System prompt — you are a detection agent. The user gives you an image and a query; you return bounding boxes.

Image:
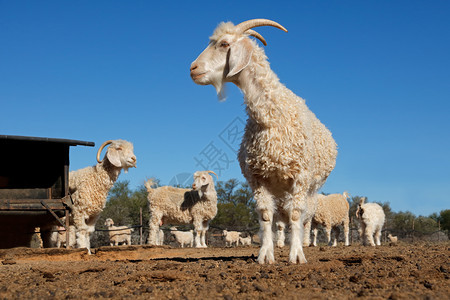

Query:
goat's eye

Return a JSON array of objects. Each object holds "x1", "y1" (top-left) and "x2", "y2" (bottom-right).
[{"x1": 220, "y1": 41, "x2": 229, "y2": 48}]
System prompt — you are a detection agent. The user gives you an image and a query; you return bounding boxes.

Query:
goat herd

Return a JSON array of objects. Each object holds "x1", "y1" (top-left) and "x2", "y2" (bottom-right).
[{"x1": 49, "y1": 19, "x2": 394, "y2": 265}]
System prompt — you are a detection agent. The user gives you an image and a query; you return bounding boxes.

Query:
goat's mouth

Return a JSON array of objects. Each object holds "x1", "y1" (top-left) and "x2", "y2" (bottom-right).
[{"x1": 191, "y1": 72, "x2": 207, "y2": 81}]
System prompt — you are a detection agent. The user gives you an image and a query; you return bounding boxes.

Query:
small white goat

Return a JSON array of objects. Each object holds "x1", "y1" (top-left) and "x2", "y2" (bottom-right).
[
  {"x1": 170, "y1": 227, "x2": 194, "y2": 248},
  {"x1": 69, "y1": 140, "x2": 137, "y2": 253},
  {"x1": 311, "y1": 192, "x2": 350, "y2": 247},
  {"x1": 191, "y1": 19, "x2": 337, "y2": 264},
  {"x1": 223, "y1": 230, "x2": 241, "y2": 247},
  {"x1": 356, "y1": 198, "x2": 385, "y2": 246},
  {"x1": 239, "y1": 236, "x2": 252, "y2": 246},
  {"x1": 104, "y1": 218, "x2": 133, "y2": 246},
  {"x1": 146, "y1": 171, "x2": 218, "y2": 248},
  {"x1": 388, "y1": 233, "x2": 398, "y2": 243},
  {"x1": 54, "y1": 225, "x2": 76, "y2": 248}
]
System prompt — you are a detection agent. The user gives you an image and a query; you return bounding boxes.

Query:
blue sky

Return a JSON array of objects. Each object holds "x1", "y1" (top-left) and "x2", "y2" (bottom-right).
[{"x1": 1, "y1": 1, "x2": 449, "y2": 216}]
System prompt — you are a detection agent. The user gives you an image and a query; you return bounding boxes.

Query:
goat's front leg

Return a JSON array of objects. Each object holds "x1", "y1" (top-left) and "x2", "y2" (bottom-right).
[
  {"x1": 255, "y1": 186, "x2": 275, "y2": 264},
  {"x1": 193, "y1": 219, "x2": 204, "y2": 248},
  {"x1": 147, "y1": 213, "x2": 162, "y2": 245},
  {"x1": 200, "y1": 221, "x2": 209, "y2": 247},
  {"x1": 258, "y1": 209, "x2": 275, "y2": 264},
  {"x1": 288, "y1": 207, "x2": 307, "y2": 264}
]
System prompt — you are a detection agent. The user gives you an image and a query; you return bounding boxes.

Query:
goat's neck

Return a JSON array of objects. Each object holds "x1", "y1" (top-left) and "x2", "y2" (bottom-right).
[
  {"x1": 96, "y1": 160, "x2": 121, "y2": 187},
  {"x1": 235, "y1": 49, "x2": 298, "y2": 128},
  {"x1": 198, "y1": 187, "x2": 217, "y2": 202}
]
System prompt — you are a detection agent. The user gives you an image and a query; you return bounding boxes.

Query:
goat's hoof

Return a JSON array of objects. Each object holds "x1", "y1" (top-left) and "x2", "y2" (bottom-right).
[
  {"x1": 289, "y1": 249, "x2": 307, "y2": 264},
  {"x1": 258, "y1": 248, "x2": 275, "y2": 264}
]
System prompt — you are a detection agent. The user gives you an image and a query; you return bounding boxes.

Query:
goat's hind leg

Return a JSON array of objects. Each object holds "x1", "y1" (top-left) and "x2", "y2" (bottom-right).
[{"x1": 374, "y1": 226, "x2": 382, "y2": 246}]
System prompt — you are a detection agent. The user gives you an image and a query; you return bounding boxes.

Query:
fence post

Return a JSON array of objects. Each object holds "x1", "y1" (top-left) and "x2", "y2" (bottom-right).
[{"x1": 140, "y1": 207, "x2": 143, "y2": 245}]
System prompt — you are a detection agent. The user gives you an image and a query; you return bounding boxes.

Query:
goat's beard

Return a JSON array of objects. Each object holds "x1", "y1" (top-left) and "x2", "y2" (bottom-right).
[{"x1": 211, "y1": 77, "x2": 227, "y2": 102}]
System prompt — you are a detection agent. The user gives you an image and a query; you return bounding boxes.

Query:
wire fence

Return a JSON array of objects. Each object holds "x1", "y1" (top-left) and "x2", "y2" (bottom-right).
[
  {"x1": 90, "y1": 224, "x2": 449, "y2": 248},
  {"x1": 28, "y1": 221, "x2": 450, "y2": 249}
]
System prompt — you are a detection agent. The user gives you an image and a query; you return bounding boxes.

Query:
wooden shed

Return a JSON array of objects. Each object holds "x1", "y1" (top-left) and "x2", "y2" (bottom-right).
[{"x1": 0, "y1": 135, "x2": 94, "y2": 248}]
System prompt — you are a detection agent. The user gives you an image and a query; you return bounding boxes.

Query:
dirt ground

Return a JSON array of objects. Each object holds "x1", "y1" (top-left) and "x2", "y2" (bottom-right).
[{"x1": 0, "y1": 242, "x2": 448, "y2": 299}]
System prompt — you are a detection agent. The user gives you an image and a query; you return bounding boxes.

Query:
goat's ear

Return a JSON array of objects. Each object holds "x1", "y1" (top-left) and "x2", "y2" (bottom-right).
[
  {"x1": 106, "y1": 148, "x2": 122, "y2": 167},
  {"x1": 226, "y1": 38, "x2": 253, "y2": 78}
]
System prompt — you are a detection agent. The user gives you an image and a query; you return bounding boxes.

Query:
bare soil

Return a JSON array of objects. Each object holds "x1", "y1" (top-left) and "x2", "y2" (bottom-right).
[{"x1": 0, "y1": 242, "x2": 448, "y2": 299}]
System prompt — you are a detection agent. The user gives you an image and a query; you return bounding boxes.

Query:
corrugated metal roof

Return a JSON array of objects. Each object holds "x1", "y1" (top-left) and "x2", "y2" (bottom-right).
[{"x1": 0, "y1": 135, "x2": 95, "y2": 147}]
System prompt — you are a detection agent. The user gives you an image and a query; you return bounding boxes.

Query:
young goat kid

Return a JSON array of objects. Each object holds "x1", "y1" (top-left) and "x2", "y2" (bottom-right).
[
  {"x1": 104, "y1": 218, "x2": 133, "y2": 246},
  {"x1": 356, "y1": 198, "x2": 385, "y2": 246},
  {"x1": 190, "y1": 19, "x2": 337, "y2": 264}
]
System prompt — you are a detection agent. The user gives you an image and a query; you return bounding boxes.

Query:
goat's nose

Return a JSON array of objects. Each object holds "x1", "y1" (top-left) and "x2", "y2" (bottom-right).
[
  {"x1": 190, "y1": 64, "x2": 197, "y2": 72},
  {"x1": 192, "y1": 183, "x2": 196, "y2": 189}
]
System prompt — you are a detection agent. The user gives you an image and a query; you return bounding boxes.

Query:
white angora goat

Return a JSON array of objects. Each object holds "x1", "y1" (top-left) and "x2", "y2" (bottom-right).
[
  {"x1": 190, "y1": 19, "x2": 337, "y2": 264},
  {"x1": 146, "y1": 171, "x2": 218, "y2": 248},
  {"x1": 356, "y1": 198, "x2": 385, "y2": 246},
  {"x1": 104, "y1": 218, "x2": 133, "y2": 246},
  {"x1": 311, "y1": 192, "x2": 350, "y2": 247},
  {"x1": 69, "y1": 140, "x2": 137, "y2": 253}
]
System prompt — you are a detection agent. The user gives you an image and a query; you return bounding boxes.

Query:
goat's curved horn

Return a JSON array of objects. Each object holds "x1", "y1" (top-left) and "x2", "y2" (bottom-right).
[
  {"x1": 207, "y1": 170, "x2": 219, "y2": 180},
  {"x1": 96, "y1": 140, "x2": 113, "y2": 163},
  {"x1": 245, "y1": 29, "x2": 267, "y2": 46},
  {"x1": 236, "y1": 19, "x2": 288, "y2": 35}
]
